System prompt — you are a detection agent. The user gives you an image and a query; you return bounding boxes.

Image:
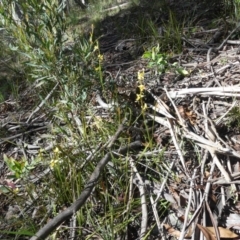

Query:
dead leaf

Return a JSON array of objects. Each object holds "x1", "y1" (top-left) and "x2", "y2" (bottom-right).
[
  {"x1": 169, "y1": 186, "x2": 180, "y2": 205},
  {"x1": 209, "y1": 193, "x2": 217, "y2": 203},
  {"x1": 197, "y1": 224, "x2": 215, "y2": 240},
  {"x1": 205, "y1": 171, "x2": 210, "y2": 178},
  {"x1": 163, "y1": 224, "x2": 181, "y2": 237},
  {"x1": 177, "y1": 105, "x2": 197, "y2": 125},
  {"x1": 207, "y1": 227, "x2": 238, "y2": 238},
  {"x1": 163, "y1": 224, "x2": 192, "y2": 238},
  {"x1": 197, "y1": 224, "x2": 239, "y2": 239}
]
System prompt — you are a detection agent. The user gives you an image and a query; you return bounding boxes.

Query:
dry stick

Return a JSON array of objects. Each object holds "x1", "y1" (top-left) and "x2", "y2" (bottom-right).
[
  {"x1": 27, "y1": 82, "x2": 59, "y2": 123},
  {"x1": 208, "y1": 172, "x2": 240, "y2": 183},
  {"x1": 147, "y1": 114, "x2": 170, "y2": 128},
  {"x1": 209, "y1": 149, "x2": 237, "y2": 193},
  {"x1": 72, "y1": 113, "x2": 84, "y2": 135},
  {"x1": 200, "y1": 150, "x2": 209, "y2": 185},
  {"x1": 226, "y1": 155, "x2": 232, "y2": 176},
  {"x1": 196, "y1": 110, "x2": 232, "y2": 150},
  {"x1": 69, "y1": 214, "x2": 76, "y2": 240},
  {"x1": 149, "y1": 195, "x2": 161, "y2": 233},
  {"x1": 124, "y1": 167, "x2": 134, "y2": 239},
  {"x1": 202, "y1": 92, "x2": 240, "y2": 98},
  {"x1": 202, "y1": 102, "x2": 216, "y2": 142},
  {"x1": 0, "y1": 125, "x2": 48, "y2": 145},
  {"x1": 81, "y1": 143, "x2": 102, "y2": 168},
  {"x1": 166, "y1": 85, "x2": 240, "y2": 99},
  {"x1": 31, "y1": 141, "x2": 142, "y2": 240},
  {"x1": 191, "y1": 190, "x2": 203, "y2": 240},
  {"x1": 129, "y1": 157, "x2": 148, "y2": 239},
  {"x1": 95, "y1": 92, "x2": 116, "y2": 109},
  {"x1": 145, "y1": 88, "x2": 175, "y2": 119},
  {"x1": 30, "y1": 141, "x2": 142, "y2": 239},
  {"x1": 200, "y1": 99, "x2": 211, "y2": 176},
  {"x1": 186, "y1": 130, "x2": 240, "y2": 159},
  {"x1": 215, "y1": 100, "x2": 237, "y2": 125},
  {"x1": 163, "y1": 87, "x2": 187, "y2": 172},
  {"x1": 201, "y1": 203, "x2": 206, "y2": 240},
  {"x1": 199, "y1": 159, "x2": 217, "y2": 240},
  {"x1": 81, "y1": 118, "x2": 127, "y2": 168},
  {"x1": 204, "y1": 160, "x2": 216, "y2": 203},
  {"x1": 205, "y1": 201, "x2": 220, "y2": 240},
  {"x1": 221, "y1": 186, "x2": 226, "y2": 207},
  {"x1": 102, "y1": 2, "x2": 131, "y2": 12},
  {"x1": 151, "y1": 160, "x2": 175, "y2": 234},
  {"x1": 227, "y1": 40, "x2": 240, "y2": 44},
  {"x1": 168, "y1": 119, "x2": 188, "y2": 174},
  {"x1": 106, "y1": 118, "x2": 127, "y2": 148},
  {"x1": 163, "y1": 86, "x2": 184, "y2": 125},
  {"x1": 206, "y1": 23, "x2": 240, "y2": 68},
  {"x1": 209, "y1": 150, "x2": 231, "y2": 182},
  {"x1": 154, "y1": 161, "x2": 175, "y2": 204},
  {"x1": 186, "y1": 159, "x2": 216, "y2": 231},
  {"x1": 179, "y1": 169, "x2": 197, "y2": 240}
]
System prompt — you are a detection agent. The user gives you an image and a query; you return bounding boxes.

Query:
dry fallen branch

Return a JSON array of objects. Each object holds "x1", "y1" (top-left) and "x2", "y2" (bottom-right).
[
  {"x1": 30, "y1": 121, "x2": 142, "y2": 240},
  {"x1": 167, "y1": 86, "x2": 240, "y2": 98}
]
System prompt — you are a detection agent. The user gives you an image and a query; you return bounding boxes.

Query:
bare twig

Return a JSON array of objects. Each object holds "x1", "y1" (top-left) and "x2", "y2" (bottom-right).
[
  {"x1": 149, "y1": 195, "x2": 161, "y2": 233},
  {"x1": 69, "y1": 214, "x2": 76, "y2": 240},
  {"x1": 207, "y1": 23, "x2": 240, "y2": 67},
  {"x1": 0, "y1": 125, "x2": 49, "y2": 145},
  {"x1": 206, "y1": 201, "x2": 220, "y2": 240},
  {"x1": 215, "y1": 100, "x2": 237, "y2": 125},
  {"x1": 168, "y1": 119, "x2": 187, "y2": 172},
  {"x1": 186, "y1": 159, "x2": 216, "y2": 230},
  {"x1": 150, "y1": 161, "x2": 175, "y2": 234},
  {"x1": 106, "y1": 118, "x2": 127, "y2": 148},
  {"x1": 167, "y1": 85, "x2": 240, "y2": 99},
  {"x1": 179, "y1": 169, "x2": 197, "y2": 240},
  {"x1": 163, "y1": 87, "x2": 184, "y2": 126},
  {"x1": 146, "y1": 88, "x2": 175, "y2": 119},
  {"x1": 102, "y1": 2, "x2": 131, "y2": 12},
  {"x1": 130, "y1": 157, "x2": 148, "y2": 239},
  {"x1": 209, "y1": 150, "x2": 236, "y2": 193},
  {"x1": 27, "y1": 83, "x2": 59, "y2": 123},
  {"x1": 95, "y1": 92, "x2": 116, "y2": 109}
]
